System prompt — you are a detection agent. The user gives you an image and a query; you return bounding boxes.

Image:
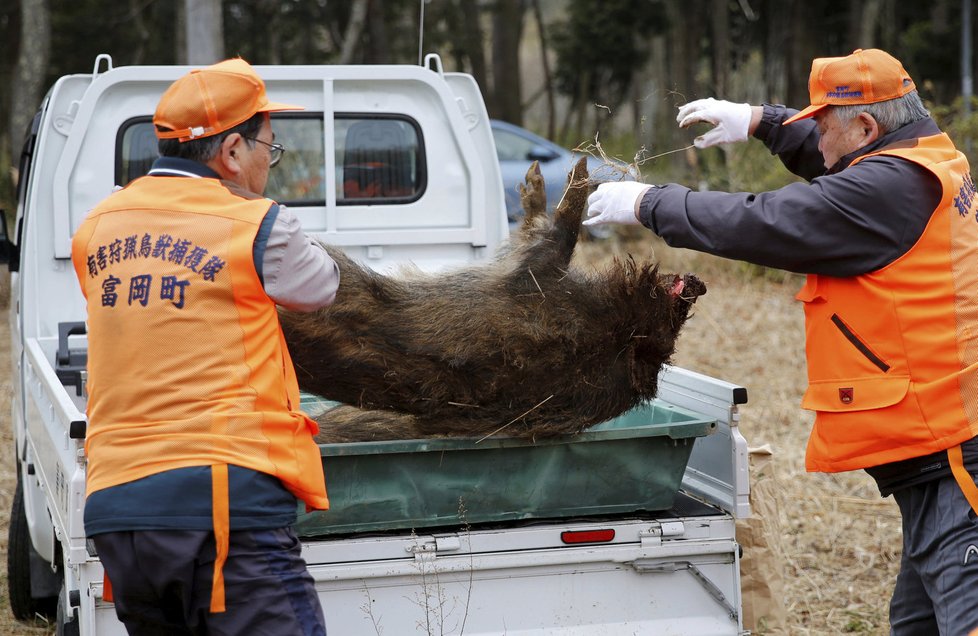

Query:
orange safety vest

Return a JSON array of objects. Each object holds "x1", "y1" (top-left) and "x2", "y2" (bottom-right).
[
  {"x1": 798, "y1": 133, "x2": 978, "y2": 473},
  {"x1": 71, "y1": 175, "x2": 328, "y2": 611}
]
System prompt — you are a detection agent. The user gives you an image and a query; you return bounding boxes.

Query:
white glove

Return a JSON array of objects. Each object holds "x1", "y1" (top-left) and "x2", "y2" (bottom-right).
[
  {"x1": 584, "y1": 182, "x2": 652, "y2": 226},
  {"x1": 676, "y1": 98, "x2": 752, "y2": 148}
]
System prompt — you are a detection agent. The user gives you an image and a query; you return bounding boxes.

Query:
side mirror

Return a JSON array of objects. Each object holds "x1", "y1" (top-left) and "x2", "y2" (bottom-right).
[
  {"x1": 0, "y1": 209, "x2": 19, "y2": 271},
  {"x1": 526, "y1": 145, "x2": 560, "y2": 162},
  {"x1": 0, "y1": 210, "x2": 10, "y2": 264}
]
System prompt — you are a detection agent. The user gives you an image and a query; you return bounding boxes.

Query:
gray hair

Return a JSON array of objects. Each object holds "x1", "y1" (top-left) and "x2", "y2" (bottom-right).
[
  {"x1": 831, "y1": 90, "x2": 930, "y2": 135},
  {"x1": 157, "y1": 112, "x2": 265, "y2": 163}
]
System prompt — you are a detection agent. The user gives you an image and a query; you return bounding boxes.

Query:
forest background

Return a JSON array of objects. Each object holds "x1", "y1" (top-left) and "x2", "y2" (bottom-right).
[
  {"x1": 2, "y1": 1, "x2": 978, "y2": 635},
  {"x1": 2, "y1": 0, "x2": 978, "y2": 209}
]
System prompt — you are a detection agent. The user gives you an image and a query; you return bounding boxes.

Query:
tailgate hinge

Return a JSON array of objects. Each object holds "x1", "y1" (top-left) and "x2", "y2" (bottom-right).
[
  {"x1": 639, "y1": 520, "x2": 686, "y2": 547},
  {"x1": 407, "y1": 535, "x2": 462, "y2": 559}
]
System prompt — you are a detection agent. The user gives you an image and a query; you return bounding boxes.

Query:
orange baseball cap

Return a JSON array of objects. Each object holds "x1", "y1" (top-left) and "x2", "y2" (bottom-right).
[
  {"x1": 154, "y1": 58, "x2": 303, "y2": 142},
  {"x1": 783, "y1": 49, "x2": 916, "y2": 125}
]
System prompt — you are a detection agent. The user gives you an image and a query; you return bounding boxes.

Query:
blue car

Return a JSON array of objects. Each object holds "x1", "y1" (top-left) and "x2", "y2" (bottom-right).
[{"x1": 489, "y1": 119, "x2": 635, "y2": 233}]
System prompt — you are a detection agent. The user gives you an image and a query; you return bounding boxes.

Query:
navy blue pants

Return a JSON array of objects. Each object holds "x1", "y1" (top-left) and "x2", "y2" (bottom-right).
[
  {"x1": 889, "y1": 474, "x2": 978, "y2": 635},
  {"x1": 92, "y1": 527, "x2": 326, "y2": 636}
]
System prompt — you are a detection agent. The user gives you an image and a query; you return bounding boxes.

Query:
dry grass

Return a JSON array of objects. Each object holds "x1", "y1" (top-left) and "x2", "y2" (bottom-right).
[
  {"x1": 0, "y1": 235, "x2": 901, "y2": 635},
  {"x1": 575, "y1": 230, "x2": 901, "y2": 635}
]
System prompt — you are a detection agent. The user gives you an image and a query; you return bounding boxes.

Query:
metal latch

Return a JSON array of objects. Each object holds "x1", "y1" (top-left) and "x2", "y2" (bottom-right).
[
  {"x1": 406, "y1": 536, "x2": 462, "y2": 557},
  {"x1": 434, "y1": 536, "x2": 461, "y2": 552},
  {"x1": 639, "y1": 520, "x2": 686, "y2": 547}
]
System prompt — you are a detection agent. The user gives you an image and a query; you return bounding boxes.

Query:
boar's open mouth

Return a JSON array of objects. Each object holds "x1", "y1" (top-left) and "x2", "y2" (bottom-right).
[
  {"x1": 667, "y1": 273, "x2": 707, "y2": 327},
  {"x1": 280, "y1": 159, "x2": 706, "y2": 443}
]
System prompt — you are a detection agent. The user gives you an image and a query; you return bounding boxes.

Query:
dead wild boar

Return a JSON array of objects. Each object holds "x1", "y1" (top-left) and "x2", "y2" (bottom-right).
[{"x1": 280, "y1": 158, "x2": 706, "y2": 443}]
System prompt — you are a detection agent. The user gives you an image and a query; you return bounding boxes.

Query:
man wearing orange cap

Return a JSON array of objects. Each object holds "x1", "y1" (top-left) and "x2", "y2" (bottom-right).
[
  {"x1": 71, "y1": 58, "x2": 337, "y2": 634},
  {"x1": 587, "y1": 48, "x2": 978, "y2": 634}
]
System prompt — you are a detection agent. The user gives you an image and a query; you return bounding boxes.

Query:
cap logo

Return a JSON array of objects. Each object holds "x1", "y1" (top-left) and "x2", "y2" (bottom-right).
[{"x1": 826, "y1": 85, "x2": 863, "y2": 99}]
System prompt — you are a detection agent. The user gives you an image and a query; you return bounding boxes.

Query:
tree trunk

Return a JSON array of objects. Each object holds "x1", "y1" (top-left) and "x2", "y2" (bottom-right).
[
  {"x1": 846, "y1": 0, "x2": 863, "y2": 50},
  {"x1": 644, "y1": 34, "x2": 670, "y2": 168},
  {"x1": 710, "y1": 0, "x2": 730, "y2": 96},
  {"x1": 129, "y1": 0, "x2": 151, "y2": 64},
  {"x1": 570, "y1": 70, "x2": 588, "y2": 142},
  {"x1": 529, "y1": 0, "x2": 555, "y2": 139},
  {"x1": 184, "y1": 0, "x2": 224, "y2": 64},
  {"x1": 858, "y1": 0, "x2": 882, "y2": 48},
  {"x1": 9, "y1": 0, "x2": 51, "y2": 168},
  {"x1": 788, "y1": 0, "x2": 818, "y2": 109},
  {"x1": 454, "y1": 1, "x2": 489, "y2": 101},
  {"x1": 878, "y1": 0, "x2": 897, "y2": 51},
  {"x1": 339, "y1": 0, "x2": 369, "y2": 64},
  {"x1": 491, "y1": 0, "x2": 525, "y2": 125},
  {"x1": 175, "y1": 1, "x2": 187, "y2": 64},
  {"x1": 366, "y1": 0, "x2": 391, "y2": 64},
  {"x1": 665, "y1": 2, "x2": 700, "y2": 152},
  {"x1": 763, "y1": 0, "x2": 789, "y2": 104}
]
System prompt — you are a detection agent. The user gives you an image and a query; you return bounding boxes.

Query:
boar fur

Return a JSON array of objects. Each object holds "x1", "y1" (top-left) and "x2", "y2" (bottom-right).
[{"x1": 280, "y1": 158, "x2": 706, "y2": 443}]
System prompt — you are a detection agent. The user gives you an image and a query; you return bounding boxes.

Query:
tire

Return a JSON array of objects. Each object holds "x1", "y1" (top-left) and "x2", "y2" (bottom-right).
[
  {"x1": 7, "y1": 478, "x2": 58, "y2": 620},
  {"x1": 56, "y1": 586, "x2": 80, "y2": 636}
]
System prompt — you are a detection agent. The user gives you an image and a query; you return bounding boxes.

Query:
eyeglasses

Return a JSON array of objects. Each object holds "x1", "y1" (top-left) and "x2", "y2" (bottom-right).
[{"x1": 243, "y1": 137, "x2": 285, "y2": 168}]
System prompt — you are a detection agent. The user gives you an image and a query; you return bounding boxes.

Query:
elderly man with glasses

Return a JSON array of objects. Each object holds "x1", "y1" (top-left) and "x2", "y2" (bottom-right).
[{"x1": 71, "y1": 58, "x2": 338, "y2": 635}]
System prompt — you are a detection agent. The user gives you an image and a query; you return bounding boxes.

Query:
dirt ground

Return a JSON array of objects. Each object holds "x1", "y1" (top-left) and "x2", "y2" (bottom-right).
[{"x1": 0, "y1": 236, "x2": 902, "y2": 635}]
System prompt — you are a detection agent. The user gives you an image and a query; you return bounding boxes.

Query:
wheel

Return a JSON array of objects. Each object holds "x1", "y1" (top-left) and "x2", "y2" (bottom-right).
[
  {"x1": 7, "y1": 478, "x2": 58, "y2": 620},
  {"x1": 56, "y1": 586, "x2": 80, "y2": 636}
]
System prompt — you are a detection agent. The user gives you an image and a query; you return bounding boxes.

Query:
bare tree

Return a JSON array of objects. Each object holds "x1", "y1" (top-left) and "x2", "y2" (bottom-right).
[
  {"x1": 366, "y1": 0, "x2": 391, "y2": 63},
  {"x1": 457, "y1": 0, "x2": 489, "y2": 94},
  {"x1": 762, "y1": 0, "x2": 790, "y2": 104},
  {"x1": 787, "y1": 1, "x2": 819, "y2": 109},
  {"x1": 491, "y1": 0, "x2": 525, "y2": 125},
  {"x1": 339, "y1": 0, "x2": 370, "y2": 64},
  {"x1": 529, "y1": 0, "x2": 556, "y2": 139},
  {"x1": 9, "y1": 0, "x2": 51, "y2": 168},
  {"x1": 710, "y1": 0, "x2": 731, "y2": 97},
  {"x1": 846, "y1": 0, "x2": 882, "y2": 49},
  {"x1": 185, "y1": 0, "x2": 224, "y2": 64}
]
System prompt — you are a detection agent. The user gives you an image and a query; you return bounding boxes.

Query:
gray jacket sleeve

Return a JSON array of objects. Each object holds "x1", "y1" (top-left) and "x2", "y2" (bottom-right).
[
  {"x1": 638, "y1": 107, "x2": 943, "y2": 277},
  {"x1": 261, "y1": 205, "x2": 340, "y2": 312},
  {"x1": 752, "y1": 104, "x2": 827, "y2": 181}
]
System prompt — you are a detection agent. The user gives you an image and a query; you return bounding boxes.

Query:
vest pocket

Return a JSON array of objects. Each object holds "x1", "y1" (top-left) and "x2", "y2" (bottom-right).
[
  {"x1": 801, "y1": 375, "x2": 910, "y2": 413},
  {"x1": 830, "y1": 313, "x2": 891, "y2": 373}
]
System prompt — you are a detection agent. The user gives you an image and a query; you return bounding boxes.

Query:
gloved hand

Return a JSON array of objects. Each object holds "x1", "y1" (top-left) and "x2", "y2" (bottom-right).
[
  {"x1": 677, "y1": 98, "x2": 752, "y2": 148},
  {"x1": 584, "y1": 182, "x2": 653, "y2": 226}
]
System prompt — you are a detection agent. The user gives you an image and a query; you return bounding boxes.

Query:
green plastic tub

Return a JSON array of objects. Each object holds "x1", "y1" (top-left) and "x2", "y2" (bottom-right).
[{"x1": 295, "y1": 397, "x2": 717, "y2": 537}]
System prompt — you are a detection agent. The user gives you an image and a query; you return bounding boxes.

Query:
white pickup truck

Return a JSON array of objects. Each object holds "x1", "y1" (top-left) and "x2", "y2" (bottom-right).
[{"x1": 4, "y1": 55, "x2": 751, "y2": 635}]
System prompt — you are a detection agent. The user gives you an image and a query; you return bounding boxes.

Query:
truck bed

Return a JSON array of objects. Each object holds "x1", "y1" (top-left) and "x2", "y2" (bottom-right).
[{"x1": 27, "y1": 330, "x2": 749, "y2": 635}]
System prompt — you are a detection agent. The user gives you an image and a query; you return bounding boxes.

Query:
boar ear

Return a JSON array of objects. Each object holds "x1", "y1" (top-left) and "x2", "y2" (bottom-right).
[
  {"x1": 517, "y1": 161, "x2": 547, "y2": 233},
  {"x1": 549, "y1": 157, "x2": 589, "y2": 263}
]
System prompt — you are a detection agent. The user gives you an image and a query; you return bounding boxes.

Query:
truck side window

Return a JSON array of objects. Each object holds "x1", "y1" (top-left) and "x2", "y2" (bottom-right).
[
  {"x1": 336, "y1": 116, "x2": 425, "y2": 204},
  {"x1": 116, "y1": 115, "x2": 329, "y2": 207},
  {"x1": 116, "y1": 114, "x2": 424, "y2": 206}
]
